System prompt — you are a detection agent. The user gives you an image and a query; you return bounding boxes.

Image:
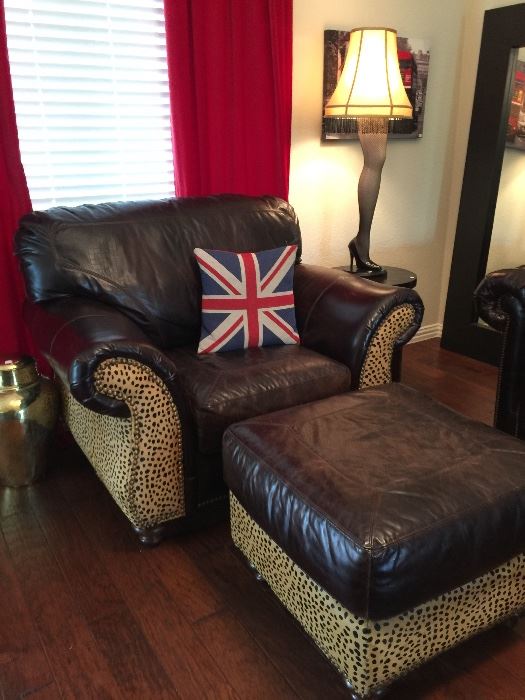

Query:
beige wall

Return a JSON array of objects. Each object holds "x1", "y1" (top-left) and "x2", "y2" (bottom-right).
[{"x1": 289, "y1": 0, "x2": 525, "y2": 331}]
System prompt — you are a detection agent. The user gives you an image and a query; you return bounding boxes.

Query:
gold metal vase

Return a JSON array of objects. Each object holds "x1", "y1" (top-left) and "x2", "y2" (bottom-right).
[{"x1": 0, "y1": 356, "x2": 58, "y2": 487}]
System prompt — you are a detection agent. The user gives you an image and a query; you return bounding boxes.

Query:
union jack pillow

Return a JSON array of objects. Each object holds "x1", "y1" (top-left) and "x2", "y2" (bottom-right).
[{"x1": 194, "y1": 245, "x2": 300, "y2": 354}]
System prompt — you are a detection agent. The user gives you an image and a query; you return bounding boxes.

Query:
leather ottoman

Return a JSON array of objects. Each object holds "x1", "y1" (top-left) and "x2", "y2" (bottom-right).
[{"x1": 223, "y1": 384, "x2": 525, "y2": 699}]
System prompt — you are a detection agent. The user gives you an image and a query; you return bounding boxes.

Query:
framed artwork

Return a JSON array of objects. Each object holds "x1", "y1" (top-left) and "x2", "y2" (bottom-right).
[
  {"x1": 505, "y1": 56, "x2": 525, "y2": 151},
  {"x1": 322, "y1": 30, "x2": 431, "y2": 140}
]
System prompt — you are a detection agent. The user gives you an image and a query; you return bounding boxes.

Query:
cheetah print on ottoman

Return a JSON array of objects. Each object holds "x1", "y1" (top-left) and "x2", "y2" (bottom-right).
[
  {"x1": 60, "y1": 357, "x2": 185, "y2": 528},
  {"x1": 359, "y1": 303, "x2": 416, "y2": 389},
  {"x1": 229, "y1": 493, "x2": 525, "y2": 698}
]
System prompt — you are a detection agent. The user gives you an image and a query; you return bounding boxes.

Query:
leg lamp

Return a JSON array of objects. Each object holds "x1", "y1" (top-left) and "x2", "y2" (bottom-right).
[{"x1": 324, "y1": 28, "x2": 413, "y2": 277}]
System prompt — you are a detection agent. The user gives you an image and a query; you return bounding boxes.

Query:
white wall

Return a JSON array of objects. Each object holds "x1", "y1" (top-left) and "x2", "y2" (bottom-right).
[{"x1": 289, "y1": 0, "x2": 466, "y2": 326}]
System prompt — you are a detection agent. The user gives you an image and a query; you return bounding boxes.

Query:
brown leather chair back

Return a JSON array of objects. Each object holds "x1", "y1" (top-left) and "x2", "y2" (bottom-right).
[{"x1": 15, "y1": 195, "x2": 301, "y2": 348}]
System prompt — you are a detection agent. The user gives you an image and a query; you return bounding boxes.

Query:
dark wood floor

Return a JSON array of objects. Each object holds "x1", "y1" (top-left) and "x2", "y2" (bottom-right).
[{"x1": 1, "y1": 338, "x2": 524, "y2": 699}]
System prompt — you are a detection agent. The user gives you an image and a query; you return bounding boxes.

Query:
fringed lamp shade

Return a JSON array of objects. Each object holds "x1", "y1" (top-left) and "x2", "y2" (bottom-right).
[
  {"x1": 324, "y1": 27, "x2": 413, "y2": 277},
  {"x1": 324, "y1": 27, "x2": 412, "y2": 120}
]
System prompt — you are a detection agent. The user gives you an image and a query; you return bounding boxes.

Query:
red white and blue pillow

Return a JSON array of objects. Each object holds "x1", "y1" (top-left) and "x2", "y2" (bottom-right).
[{"x1": 194, "y1": 245, "x2": 299, "y2": 354}]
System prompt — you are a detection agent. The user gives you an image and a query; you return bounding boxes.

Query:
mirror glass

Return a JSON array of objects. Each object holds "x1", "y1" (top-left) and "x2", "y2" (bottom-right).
[{"x1": 486, "y1": 46, "x2": 525, "y2": 273}]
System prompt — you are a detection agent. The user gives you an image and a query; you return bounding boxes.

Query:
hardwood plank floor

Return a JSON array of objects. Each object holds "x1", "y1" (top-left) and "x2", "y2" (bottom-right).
[{"x1": 1, "y1": 338, "x2": 523, "y2": 699}]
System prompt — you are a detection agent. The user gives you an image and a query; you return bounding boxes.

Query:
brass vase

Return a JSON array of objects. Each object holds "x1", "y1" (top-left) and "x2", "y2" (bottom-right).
[{"x1": 0, "y1": 356, "x2": 58, "y2": 487}]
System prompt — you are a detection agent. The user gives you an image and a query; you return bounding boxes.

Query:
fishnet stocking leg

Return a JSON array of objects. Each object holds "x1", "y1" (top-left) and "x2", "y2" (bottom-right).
[{"x1": 355, "y1": 117, "x2": 388, "y2": 257}]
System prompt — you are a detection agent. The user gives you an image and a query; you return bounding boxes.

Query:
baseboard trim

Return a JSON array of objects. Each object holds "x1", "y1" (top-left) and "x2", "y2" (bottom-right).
[{"x1": 409, "y1": 323, "x2": 443, "y2": 343}]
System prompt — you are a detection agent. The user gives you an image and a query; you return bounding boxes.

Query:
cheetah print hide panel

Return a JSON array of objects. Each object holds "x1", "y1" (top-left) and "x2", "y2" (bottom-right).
[
  {"x1": 229, "y1": 493, "x2": 525, "y2": 698},
  {"x1": 359, "y1": 303, "x2": 416, "y2": 389},
  {"x1": 60, "y1": 358, "x2": 185, "y2": 528}
]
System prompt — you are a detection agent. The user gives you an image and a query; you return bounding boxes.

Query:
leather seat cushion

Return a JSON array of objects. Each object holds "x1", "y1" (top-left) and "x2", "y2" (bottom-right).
[
  {"x1": 223, "y1": 384, "x2": 525, "y2": 620},
  {"x1": 168, "y1": 344, "x2": 351, "y2": 455}
]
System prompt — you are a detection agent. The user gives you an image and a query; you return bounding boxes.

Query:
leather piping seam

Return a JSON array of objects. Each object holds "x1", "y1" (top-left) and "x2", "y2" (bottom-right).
[
  {"x1": 59, "y1": 262, "x2": 175, "y2": 341},
  {"x1": 227, "y1": 428, "x2": 370, "y2": 555},
  {"x1": 61, "y1": 263, "x2": 164, "y2": 313},
  {"x1": 363, "y1": 485, "x2": 525, "y2": 548},
  {"x1": 47, "y1": 204, "x2": 299, "y2": 231},
  {"x1": 48, "y1": 313, "x2": 110, "y2": 356},
  {"x1": 227, "y1": 429, "x2": 525, "y2": 552},
  {"x1": 364, "y1": 491, "x2": 382, "y2": 619},
  {"x1": 298, "y1": 276, "x2": 341, "y2": 337},
  {"x1": 232, "y1": 494, "x2": 525, "y2": 650}
]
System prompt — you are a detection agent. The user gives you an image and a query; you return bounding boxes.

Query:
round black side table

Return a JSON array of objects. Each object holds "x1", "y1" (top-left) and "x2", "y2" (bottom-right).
[{"x1": 333, "y1": 265, "x2": 417, "y2": 289}]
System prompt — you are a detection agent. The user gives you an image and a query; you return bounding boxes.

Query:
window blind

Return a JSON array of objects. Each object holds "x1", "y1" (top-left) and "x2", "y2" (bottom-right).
[{"x1": 5, "y1": 0, "x2": 175, "y2": 210}]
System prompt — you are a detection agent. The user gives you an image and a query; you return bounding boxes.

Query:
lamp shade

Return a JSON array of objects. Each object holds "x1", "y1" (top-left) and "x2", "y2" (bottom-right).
[{"x1": 325, "y1": 28, "x2": 413, "y2": 119}]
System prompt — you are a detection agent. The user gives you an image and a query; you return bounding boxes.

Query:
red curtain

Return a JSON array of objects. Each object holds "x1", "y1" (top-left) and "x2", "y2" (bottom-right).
[
  {"x1": 164, "y1": 0, "x2": 293, "y2": 200},
  {"x1": 0, "y1": 2, "x2": 34, "y2": 359}
]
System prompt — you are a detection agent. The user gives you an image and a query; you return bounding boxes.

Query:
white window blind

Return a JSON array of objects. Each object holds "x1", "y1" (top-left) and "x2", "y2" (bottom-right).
[{"x1": 5, "y1": 0, "x2": 175, "y2": 210}]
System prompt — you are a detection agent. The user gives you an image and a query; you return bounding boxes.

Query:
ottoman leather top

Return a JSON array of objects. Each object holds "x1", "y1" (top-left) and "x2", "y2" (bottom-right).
[{"x1": 223, "y1": 384, "x2": 525, "y2": 620}]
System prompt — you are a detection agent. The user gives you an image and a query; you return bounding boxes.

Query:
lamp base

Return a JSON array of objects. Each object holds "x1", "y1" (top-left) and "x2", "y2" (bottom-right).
[
  {"x1": 342, "y1": 266, "x2": 387, "y2": 279},
  {"x1": 334, "y1": 266, "x2": 417, "y2": 289}
]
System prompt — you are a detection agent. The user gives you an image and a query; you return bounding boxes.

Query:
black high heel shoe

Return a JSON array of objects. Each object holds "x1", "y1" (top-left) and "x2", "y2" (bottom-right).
[{"x1": 348, "y1": 237, "x2": 386, "y2": 277}]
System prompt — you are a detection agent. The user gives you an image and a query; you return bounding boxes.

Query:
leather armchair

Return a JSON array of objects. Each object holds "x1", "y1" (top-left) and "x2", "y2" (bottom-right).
[
  {"x1": 475, "y1": 266, "x2": 525, "y2": 440},
  {"x1": 15, "y1": 195, "x2": 424, "y2": 543}
]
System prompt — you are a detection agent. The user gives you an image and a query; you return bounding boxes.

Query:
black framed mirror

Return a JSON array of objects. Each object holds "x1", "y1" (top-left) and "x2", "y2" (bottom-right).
[{"x1": 441, "y1": 3, "x2": 525, "y2": 364}]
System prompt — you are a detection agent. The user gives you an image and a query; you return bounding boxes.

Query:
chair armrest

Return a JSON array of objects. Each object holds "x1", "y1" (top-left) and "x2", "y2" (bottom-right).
[
  {"x1": 294, "y1": 264, "x2": 424, "y2": 388},
  {"x1": 475, "y1": 267, "x2": 525, "y2": 439},
  {"x1": 475, "y1": 267, "x2": 525, "y2": 331},
  {"x1": 24, "y1": 298, "x2": 178, "y2": 417}
]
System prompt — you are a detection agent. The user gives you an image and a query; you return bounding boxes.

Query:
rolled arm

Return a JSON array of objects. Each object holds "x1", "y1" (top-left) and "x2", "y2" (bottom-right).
[
  {"x1": 475, "y1": 267, "x2": 525, "y2": 331},
  {"x1": 294, "y1": 264, "x2": 424, "y2": 388},
  {"x1": 25, "y1": 297, "x2": 187, "y2": 529},
  {"x1": 474, "y1": 267, "x2": 525, "y2": 439},
  {"x1": 23, "y1": 297, "x2": 179, "y2": 417}
]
